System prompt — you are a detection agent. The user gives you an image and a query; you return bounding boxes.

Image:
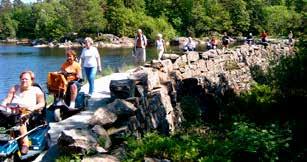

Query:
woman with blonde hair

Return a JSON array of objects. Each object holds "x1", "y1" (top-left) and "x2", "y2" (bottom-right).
[
  {"x1": 1, "y1": 71, "x2": 45, "y2": 154},
  {"x1": 79, "y1": 37, "x2": 102, "y2": 96}
]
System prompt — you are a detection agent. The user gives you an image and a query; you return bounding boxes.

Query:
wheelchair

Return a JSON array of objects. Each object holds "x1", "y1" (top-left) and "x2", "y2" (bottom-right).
[
  {"x1": 47, "y1": 72, "x2": 86, "y2": 122},
  {"x1": 0, "y1": 84, "x2": 50, "y2": 161}
]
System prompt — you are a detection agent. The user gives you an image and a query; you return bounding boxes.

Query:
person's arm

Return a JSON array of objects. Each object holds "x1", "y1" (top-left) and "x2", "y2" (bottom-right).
[
  {"x1": 76, "y1": 63, "x2": 82, "y2": 79},
  {"x1": 95, "y1": 48, "x2": 102, "y2": 72},
  {"x1": 143, "y1": 35, "x2": 147, "y2": 47},
  {"x1": 30, "y1": 89, "x2": 45, "y2": 111},
  {"x1": 79, "y1": 49, "x2": 84, "y2": 66},
  {"x1": 1, "y1": 86, "x2": 16, "y2": 106}
]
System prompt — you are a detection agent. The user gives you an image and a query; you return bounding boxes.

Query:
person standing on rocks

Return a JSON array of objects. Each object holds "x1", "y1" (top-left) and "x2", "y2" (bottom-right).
[
  {"x1": 222, "y1": 32, "x2": 232, "y2": 50},
  {"x1": 260, "y1": 31, "x2": 269, "y2": 48},
  {"x1": 156, "y1": 33, "x2": 165, "y2": 61},
  {"x1": 183, "y1": 37, "x2": 196, "y2": 52},
  {"x1": 79, "y1": 37, "x2": 102, "y2": 97},
  {"x1": 134, "y1": 29, "x2": 147, "y2": 64}
]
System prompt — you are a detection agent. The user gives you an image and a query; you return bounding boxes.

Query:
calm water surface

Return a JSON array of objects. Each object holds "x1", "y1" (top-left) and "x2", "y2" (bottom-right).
[{"x1": 0, "y1": 44, "x2": 158, "y2": 100}]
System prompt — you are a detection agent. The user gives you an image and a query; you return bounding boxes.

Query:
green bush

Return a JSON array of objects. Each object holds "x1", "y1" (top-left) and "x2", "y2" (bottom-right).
[
  {"x1": 180, "y1": 95, "x2": 202, "y2": 125},
  {"x1": 124, "y1": 122, "x2": 290, "y2": 162}
]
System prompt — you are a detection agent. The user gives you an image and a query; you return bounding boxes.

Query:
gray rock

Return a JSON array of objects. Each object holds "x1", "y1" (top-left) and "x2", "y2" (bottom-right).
[
  {"x1": 82, "y1": 155, "x2": 120, "y2": 162},
  {"x1": 106, "y1": 99, "x2": 137, "y2": 117},
  {"x1": 110, "y1": 79, "x2": 135, "y2": 99},
  {"x1": 89, "y1": 108, "x2": 117, "y2": 126}
]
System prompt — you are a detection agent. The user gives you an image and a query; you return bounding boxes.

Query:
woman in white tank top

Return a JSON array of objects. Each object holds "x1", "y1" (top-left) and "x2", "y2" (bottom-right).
[{"x1": 1, "y1": 71, "x2": 45, "y2": 154}]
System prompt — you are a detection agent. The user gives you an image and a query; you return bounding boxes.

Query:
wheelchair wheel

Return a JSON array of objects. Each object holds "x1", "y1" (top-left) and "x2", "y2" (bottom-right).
[{"x1": 54, "y1": 108, "x2": 62, "y2": 122}]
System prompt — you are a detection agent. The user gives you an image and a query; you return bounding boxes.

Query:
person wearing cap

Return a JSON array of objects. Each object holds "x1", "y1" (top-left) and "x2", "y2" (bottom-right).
[
  {"x1": 156, "y1": 33, "x2": 165, "y2": 61},
  {"x1": 134, "y1": 29, "x2": 147, "y2": 64},
  {"x1": 79, "y1": 37, "x2": 102, "y2": 97}
]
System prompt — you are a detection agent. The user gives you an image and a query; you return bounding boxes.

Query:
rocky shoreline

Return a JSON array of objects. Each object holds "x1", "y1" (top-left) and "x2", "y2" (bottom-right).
[{"x1": 1, "y1": 34, "x2": 291, "y2": 50}]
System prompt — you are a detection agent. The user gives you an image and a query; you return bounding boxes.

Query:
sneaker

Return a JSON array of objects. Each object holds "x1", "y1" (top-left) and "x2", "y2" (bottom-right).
[{"x1": 21, "y1": 145, "x2": 29, "y2": 155}]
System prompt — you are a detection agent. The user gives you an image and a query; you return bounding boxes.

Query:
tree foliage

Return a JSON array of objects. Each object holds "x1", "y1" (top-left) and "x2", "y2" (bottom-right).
[{"x1": 0, "y1": 0, "x2": 304, "y2": 41}]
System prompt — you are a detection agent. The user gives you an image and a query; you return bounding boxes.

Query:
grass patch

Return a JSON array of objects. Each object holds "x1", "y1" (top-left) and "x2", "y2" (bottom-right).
[
  {"x1": 224, "y1": 60, "x2": 240, "y2": 71},
  {"x1": 101, "y1": 66, "x2": 114, "y2": 76}
]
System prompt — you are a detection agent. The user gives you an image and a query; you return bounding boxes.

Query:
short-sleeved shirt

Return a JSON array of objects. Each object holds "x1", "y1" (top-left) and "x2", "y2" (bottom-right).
[
  {"x1": 11, "y1": 85, "x2": 43, "y2": 111},
  {"x1": 80, "y1": 46, "x2": 100, "y2": 68},
  {"x1": 156, "y1": 39, "x2": 164, "y2": 50},
  {"x1": 61, "y1": 61, "x2": 81, "y2": 82}
]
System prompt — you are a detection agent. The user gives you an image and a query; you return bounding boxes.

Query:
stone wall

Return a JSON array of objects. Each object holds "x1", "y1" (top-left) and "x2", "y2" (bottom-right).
[{"x1": 57, "y1": 43, "x2": 292, "y2": 161}]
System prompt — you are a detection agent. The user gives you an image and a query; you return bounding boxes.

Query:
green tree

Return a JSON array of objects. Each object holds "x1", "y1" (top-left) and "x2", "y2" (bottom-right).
[
  {"x1": 244, "y1": 0, "x2": 265, "y2": 35},
  {"x1": 0, "y1": 0, "x2": 12, "y2": 13},
  {"x1": 33, "y1": 1, "x2": 72, "y2": 40},
  {"x1": 145, "y1": 0, "x2": 172, "y2": 18},
  {"x1": 0, "y1": 12, "x2": 17, "y2": 38},
  {"x1": 221, "y1": 0, "x2": 250, "y2": 34},
  {"x1": 124, "y1": 0, "x2": 145, "y2": 12},
  {"x1": 12, "y1": 4, "x2": 36, "y2": 38},
  {"x1": 61, "y1": 0, "x2": 107, "y2": 36},
  {"x1": 204, "y1": 0, "x2": 232, "y2": 34},
  {"x1": 13, "y1": 0, "x2": 23, "y2": 8},
  {"x1": 262, "y1": 5, "x2": 302, "y2": 36}
]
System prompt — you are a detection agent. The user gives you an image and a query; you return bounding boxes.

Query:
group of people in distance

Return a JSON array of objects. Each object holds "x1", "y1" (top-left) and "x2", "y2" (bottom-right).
[
  {"x1": 0, "y1": 37, "x2": 101, "y2": 155},
  {"x1": 184, "y1": 30, "x2": 294, "y2": 52}
]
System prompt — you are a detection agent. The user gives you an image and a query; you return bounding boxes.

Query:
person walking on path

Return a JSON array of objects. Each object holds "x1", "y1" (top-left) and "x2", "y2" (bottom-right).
[
  {"x1": 79, "y1": 37, "x2": 102, "y2": 96},
  {"x1": 133, "y1": 29, "x2": 147, "y2": 65},
  {"x1": 156, "y1": 33, "x2": 165, "y2": 61}
]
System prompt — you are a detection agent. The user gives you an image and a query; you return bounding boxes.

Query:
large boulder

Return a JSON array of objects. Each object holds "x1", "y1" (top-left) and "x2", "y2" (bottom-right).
[
  {"x1": 106, "y1": 99, "x2": 138, "y2": 117},
  {"x1": 57, "y1": 128, "x2": 107, "y2": 155},
  {"x1": 89, "y1": 108, "x2": 117, "y2": 126},
  {"x1": 110, "y1": 79, "x2": 135, "y2": 99}
]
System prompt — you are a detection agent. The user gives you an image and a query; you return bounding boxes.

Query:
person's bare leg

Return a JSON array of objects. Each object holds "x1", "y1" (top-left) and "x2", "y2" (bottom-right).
[
  {"x1": 69, "y1": 84, "x2": 77, "y2": 109},
  {"x1": 20, "y1": 123, "x2": 29, "y2": 154}
]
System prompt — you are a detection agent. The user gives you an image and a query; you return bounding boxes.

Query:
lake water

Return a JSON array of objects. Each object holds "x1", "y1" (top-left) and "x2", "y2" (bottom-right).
[{"x1": 0, "y1": 44, "x2": 159, "y2": 100}]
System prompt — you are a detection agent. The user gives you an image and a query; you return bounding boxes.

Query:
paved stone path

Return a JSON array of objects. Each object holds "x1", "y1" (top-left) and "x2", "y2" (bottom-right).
[{"x1": 33, "y1": 73, "x2": 129, "y2": 162}]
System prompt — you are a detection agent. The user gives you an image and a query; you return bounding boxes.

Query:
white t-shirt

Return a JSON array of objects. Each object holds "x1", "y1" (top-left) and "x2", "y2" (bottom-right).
[
  {"x1": 156, "y1": 39, "x2": 164, "y2": 50},
  {"x1": 80, "y1": 46, "x2": 100, "y2": 68},
  {"x1": 11, "y1": 85, "x2": 43, "y2": 111}
]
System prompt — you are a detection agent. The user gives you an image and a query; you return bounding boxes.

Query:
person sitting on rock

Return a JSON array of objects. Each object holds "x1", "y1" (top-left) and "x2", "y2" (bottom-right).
[
  {"x1": 206, "y1": 39, "x2": 213, "y2": 50},
  {"x1": 222, "y1": 32, "x2": 233, "y2": 50},
  {"x1": 246, "y1": 33, "x2": 254, "y2": 45},
  {"x1": 260, "y1": 31, "x2": 269, "y2": 48},
  {"x1": 210, "y1": 36, "x2": 218, "y2": 49},
  {"x1": 183, "y1": 37, "x2": 196, "y2": 52}
]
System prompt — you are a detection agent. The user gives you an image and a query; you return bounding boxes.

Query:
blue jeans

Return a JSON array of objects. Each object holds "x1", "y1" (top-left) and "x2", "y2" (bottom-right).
[{"x1": 84, "y1": 67, "x2": 97, "y2": 95}]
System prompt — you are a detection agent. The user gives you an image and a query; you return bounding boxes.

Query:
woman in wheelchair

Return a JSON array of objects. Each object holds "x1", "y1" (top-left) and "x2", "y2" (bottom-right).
[
  {"x1": 1, "y1": 71, "x2": 45, "y2": 155},
  {"x1": 57, "y1": 49, "x2": 82, "y2": 110}
]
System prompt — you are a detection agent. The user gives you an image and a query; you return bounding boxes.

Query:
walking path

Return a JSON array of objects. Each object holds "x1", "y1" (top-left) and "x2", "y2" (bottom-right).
[{"x1": 34, "y1": 72, "x2": 129, "y2": 162}]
